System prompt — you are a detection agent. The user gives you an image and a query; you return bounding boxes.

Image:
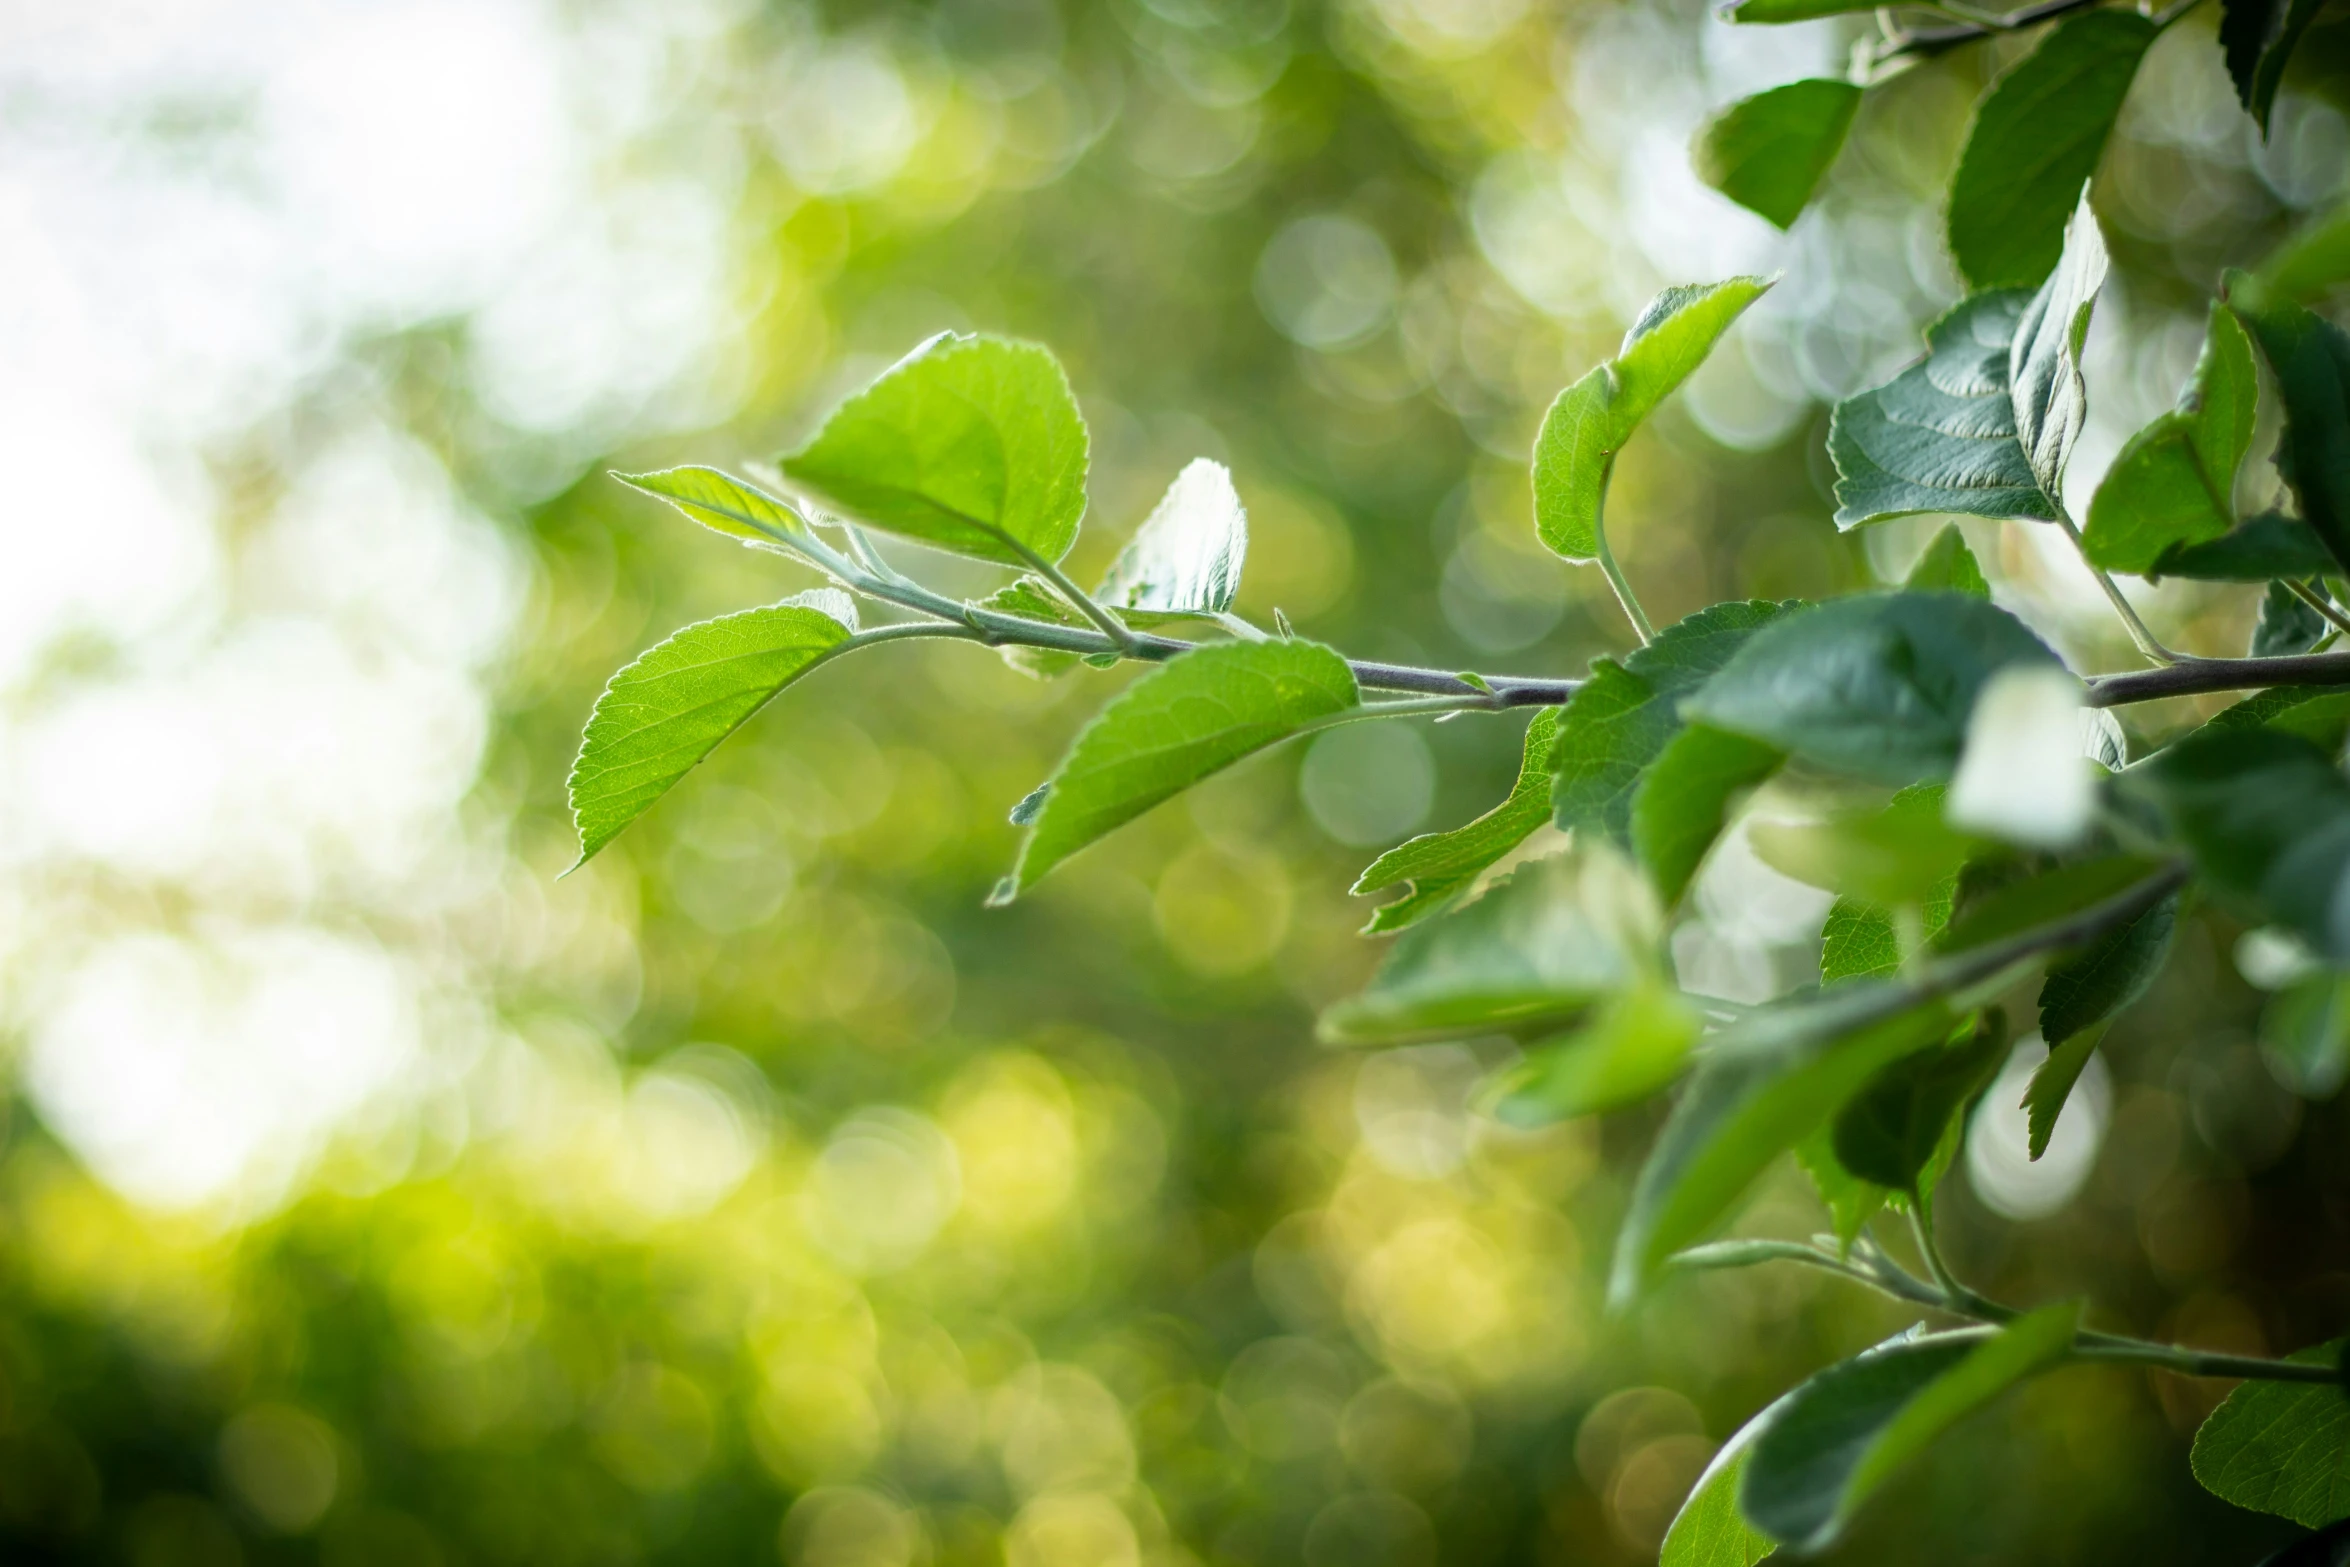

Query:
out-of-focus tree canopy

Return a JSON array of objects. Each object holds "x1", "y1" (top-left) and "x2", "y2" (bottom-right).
[{"x1": 1, "y1": 1, "x2": 2345, "y2": 1563}]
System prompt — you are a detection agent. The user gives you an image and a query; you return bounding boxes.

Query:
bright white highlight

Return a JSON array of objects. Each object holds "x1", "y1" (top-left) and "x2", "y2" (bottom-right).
[{"x1": 1945, "y1": 665, "x2": 2095, "y2": 850}]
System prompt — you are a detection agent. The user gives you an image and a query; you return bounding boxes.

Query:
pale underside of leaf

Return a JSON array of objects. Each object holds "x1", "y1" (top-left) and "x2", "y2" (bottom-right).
[
  {"x1": 1096, "y1": 457, "x2": 1248, "y2": 619},
  {"x1": 2008, "y1": 189, "x2": 2110, "y2": 500}
]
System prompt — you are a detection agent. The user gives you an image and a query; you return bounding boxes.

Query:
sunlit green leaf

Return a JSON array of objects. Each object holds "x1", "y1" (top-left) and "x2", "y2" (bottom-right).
[
  {"x1": 2192, "y1": 1339, "x2": 2350, "y2": 1526},
  {"x1": 1903, "y1": 526, "x2": 1990, "y2": 598},
  {"x1": 2155, "y1": 511, "x2": 2338, "y2": 580},
  {"x1": 2254, "y1": 580, "x2": 2332, "y2": 657},
  {"x1": 1831, "y1": 1013, "x2": 2005, "y2": 1194},
  {"x1": 2231, "y1": 273, "x2": 2350, "y2": 575},
  {"x1": 2222, "y1": 0, "x2": 2329, "y2": 133},
  {"x1": 1534, "y1": 278, "x2": 1773, "y2": 561},
  {"x1": 1096, "y1": 458, "x2": 1247, "y2": 621},
  {"x1": 1632, "y1": 726, "x2": 1784, "y2": 905},
  {"x1": 2082, "y1": 305, "x2": 2260, "y2": 574},
  {"x1": 1751, "y1": 794, "x2": 1980, "y2": 909},
  {"x1": 1828, "y1": 293, "x2": 2054, "y2": 529},
  {"x1": 1488, "y1": 982, "x2": 1705, "y2": 1127},
  {"x1": 614, "y1": 465, "x2": 811, "y2": 545},
  {"x1": 1720, "y1": 0, "x2": 1876, "y2": 17},
  {"x1": 1002, "y1": 639, "x2": 1356, "y2": 899},
  {"x1": 1322, "y1": 849, "x2": 1660, "y2": 1045},
  {"x1": 2131, "y1": 729, "x2": 2350, "y2": 958},
  {"x1": 1681, "y1": 592, "x2": 2063, "y2": 787},
  {"x1": 1660, "y1": 1398, "x2": 1788, "y2": 1567},
  {"x1": 568, "y1": 601, "x2": 854, "y2": 867},
  {"x1": 1947, "y1": 10, "x2": 2155, "y2": 291},
  {"x1": 1610, "y1": 982, "x2": 1957, "y2": 1303},
  {"x1": 1355, "y1": 709, "x2": 1560, "y2": 933},
  {"x1": 2008, "y1": 189, "x2": 2109, "y2": 499},
  {"x1": 2261, "y1": 203, "x2": 2350, "y2": 302},
  {"x1": 1695, "y1": 79, "x2": 1862, "y2": 231},
  {"x1": 1554, "y1": 600, "x2": 1800, "y2": 840},
  {"x1": 784, "y1": 332, "x2": 1090, "y2": 568},
  {"x1": 1741, "y1": 1308, "x2": 2081, "y2": 1551}
]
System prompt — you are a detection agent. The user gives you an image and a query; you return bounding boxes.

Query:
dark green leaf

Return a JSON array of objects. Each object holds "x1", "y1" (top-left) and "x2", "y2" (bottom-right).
[
  {"x1": 1832, "y1": 1014, "x2": 2007, "y2": 1194},
  {"x1": 568, "y1": 601, "x2": 855, "y2": 867},
  {"x1": 2231, "y1": 274, "x2": 2350, "y2": 575},
  {"x1": 1487, "y1": 983, "x2": 1705, "y2": 1127},
  {"x1": 2222, "y1": 0, "x2": 2328, "y2": 133},
  {"x1": 1660, "y1": 1397, "x2": 1788, "y2": 1567},
  {"x1": 1903, "y1": 526, "x2": 1991, "y2": 598},
  {"x1": 1632, "y1": 726, "x2": 1786, "y2": 905},
  {"x1": 1609, "y1": 982, "x2": 1958, "y2": 1303},
  {"x1": 783, "y1": 333, "x2": 1090, "y2": 568},
  {"x1": 2131, "y1": 728, "x2": 2350, "y2": 958},
  {"x1": 2039, "y1": 888, "x2": 2179, "y2": 1046},
  {"x1": 1694, "y1": 80, "x2": 1863, "y2": 231},
  {"x1": 2084, "y1": 304, "x2": 2260, "y2": 573},
  {"x1": 1002, "y1": 640, "x2": 1357, "y2": 899},
  {"x1": 1320, "y1": 850, "x2": 1660, "y2": 1046},
  {"x1": 2255, "y1": 580, "x2": 2333, "y2": 657},
  {"x1": 1796, "y1": 1129, "x2": 1887, "y2": 1255},
  {"x1": 1936, "y1": 855, "x2": 2171, "y2": 957},
  {"x1": 1681, "y1": 592, "x2": 2063, "y2": 787},
  {"x1": 2264, "y1": 974, "x2": 2350, "y2": 1098},
  {"x1": 2154, "y1": 511, "x2": 2335, "y2": 581},
  {"x1": 1355, "y1": 709, "x2": 1561, "y2": 933},
  {"x1": 1534, "y1": 278, "x2": 1773, "y2": 561},
  {"x1": 2009, "y1": 190, "x2": 2109, "y2": 499},
  {"x1": 2262, "y1": 204, "x2": 2350, "y2": 302},
  {"x1": 614, "y1": 465, "x2": 810, "y2": 545},
  {"x1": 1741, "y1": 1309, "x2": 2081, "y2": 1552},
  {"x1": 1096, "y1": 458, "x2": 1247, "y2": 620},
  {"x1": 2192, "y1": 1340, "x2": 2350, "y2": 1527},
  {"x1": 2026, "y1": 1027, "x2": 2104, "y2": 1161},
  {"x1": 1946, "y1": 10, "x2": 2156, "y2": 291},
  {"x1": 2203, "y1": 683, "x2": 2350, "y2": 750},
  {"x1": 1553, "y1": 600, "x2": 1801, "y2": 840},
  {"x1": 1828, "y1": 293, "x2": 2055, "y2": 529}
]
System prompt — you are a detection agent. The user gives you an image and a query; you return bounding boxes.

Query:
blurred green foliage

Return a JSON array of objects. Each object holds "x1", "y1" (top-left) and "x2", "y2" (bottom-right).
[{"x1": 4, "y1": 1, "x2": 2349, "y2": 1564}]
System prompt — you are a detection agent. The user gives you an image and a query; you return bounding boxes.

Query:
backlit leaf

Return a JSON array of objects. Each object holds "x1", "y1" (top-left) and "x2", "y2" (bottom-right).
[
  {"x1": 615, "y1": 465, "x2": 810, "y2": 545},
  {"x1": 2007, "y1": 191, "x2": 2109, "y2": 501},
  {"x1": 2192, "y1": 1340, "x2": 2350, "y2": 1526},
  {"x1": 1002, "y1": 640, "x2": 1357, "y2": 899},
  {"x1": 1694, "y1": 80, "x2": 1862, "y2": 231},
  {"x1": 1660, "y1": 1398, "x2": 1789, "y2": 1567},
  {"x1": 1829, "y1": 293, "x2": 2055, "y2": 529},
  {"x1": 568, "y1": 602, "x2": 854, "y2": 867},
  {"x1": 1488, "y1": 982, "x2": 1705, "y2": 1127},
  {"x1": 1096, "y1": 458, "x2": 1247, "y2": 620},
  {"x1": 784, "y1": 333, "x2": 1090, "y2": 568},
  {"x1": 2083, "y1": 305, "x2": 2260, "y2": 573},
  {"x1": 1355, "y1": 709, "x2": 1560, "y2": 933},
  {"x1": 1946, "y1": 10, "x2": 2155, "y2": 291}
]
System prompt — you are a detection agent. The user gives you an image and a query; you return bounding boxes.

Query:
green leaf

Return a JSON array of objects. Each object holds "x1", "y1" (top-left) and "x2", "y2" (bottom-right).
[
  {"x1": 567, "y1": 601, "x2": 855, "y2": 867},
  {"x1": 614, "y1": 465, "x2": 810, "y2": 545},
  {"x1": 974, "y1": 576, "x2": 1083, "y2": 679},
  {"x1": 2025, "y1": 1026, "x2": 2105, "y2": 1161},
  {"x1": 1751, "y1": 792, "x2": 1980, "y2": 909},
  {"x1": 1828, "y1": 293, "x2": 2055, "y2": 529},
  {"x1": 1796, "y1": 1129, "x2": 1887, "y2": 1255},
  {"x1": 1680, "y1": 592, "x2": 2063, "y2": 788},
  {"x1": 2039, "y1": 888, "x2": 2180, "y2": 1047},
  {"x1": 1660, "y1": 1399, "x2": 1787, "y2": 1567},
  {"x1": 1741, "y1": 1308, "x2": 2082, "y2": 1552},
  {"x1": 2154, "y1": 511, "x2": 2338, "y2": 581},
  {"x1": 2254, "y1": 580, "x2": 2332, "y2": 657},
  {"x1": 1903, "y1": 526, "x2": 1990, "y2": 598},
  {"x1": 1820, "y1": 900, "x2": 1902, "y2": 986},
  {"x1": 1096, "y1": 458, "x2": 1247, "y2": 620},
  {"x1": 2082, "y1": 305, "x2": 2260, "y2": 573},
  {"x1": 2222, "y1": 0, "x2": 2328, "y2": 133},
  {"x1": 1355, "y1": 709, "x2": 1561, "y2": 933},
  {"x1": 1632, "y1": 726, "x2": 1786, "y2": 905},
  {"x1": 1946, "y1": 10, "x2": 2156, "y2": 291},
  {"x1": 1720, "y1": 0, "x2": 1876, "y2": 16},
  {"x1": 2192, "y1": 1339, "x2": 2350, "y2": 1527},
  {"x1": 2263, "y1": 974, "x2": 2350, "y2": 1097},
  {"x1": 2261, "y1": 203, "x2": 2350, "y2": 303},
  {"x1": 2008, "y1": 189, "x2": 2110, "y2": 499},
  {"x1": 1487, "y1": 982, "x2": 1706, "y2": 1127},
  {"x1": 1935, "y1": 855, "x2": 2170, "y2": 957},
  {"x1": 2131, "y1": 728, "x2": 2350, "y2": 958},
  {"x1": 1609, "y1": 982, "x2": 1958, "y2": 1303},
  {"x1": 1694, "y1": 79, "x2": 1863, "y2": 231},
  {"x1": 2205, "y1": 683, "x2": 2350, "y2": 750},
  {"x1": 783, "y1": 333, "x2": 1090, "y2": 568},
  {"x1": 1320, "y1": 849, "x2": 1660, "y2": 1046},
  {"x1": 1831, "y1": 1013, "x2": 2006, "y2": 1194},
  {"x1": 2231, "y1": 274, "x2": 2350, "y2": 575},
  {"x1": 1534, "y1": 278, "x2": 1773, "y2": 561},
  {"x1": 1553, "y1": 600, "x2": 1801, "y2": 840},
  {"x1": 1001, "y1": 639, "x2": 1356, "y2": 899}
]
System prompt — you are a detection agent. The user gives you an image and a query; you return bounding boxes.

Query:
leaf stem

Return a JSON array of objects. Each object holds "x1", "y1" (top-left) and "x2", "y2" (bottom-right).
[
  {"x1": 1014, "y1": 542, "x2": 1144, "y2": 654},
  {"x1": 2286, "y1": 578, "x2": 2350, "y2": 637},
  {"x1": 1591, "y1": 467, "x2": 1657, "y2": 647},
  {"x1": 2056, "y1": 513, "x2": 2179, "y2": 666}
]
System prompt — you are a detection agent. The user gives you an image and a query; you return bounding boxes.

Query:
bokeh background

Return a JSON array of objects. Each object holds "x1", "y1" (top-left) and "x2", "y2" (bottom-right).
[{"x1": 4, "y1": 1, "x2": 2349, "y2": 1563}]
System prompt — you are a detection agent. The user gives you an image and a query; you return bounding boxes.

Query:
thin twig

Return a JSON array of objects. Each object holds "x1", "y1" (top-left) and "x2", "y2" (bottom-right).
[
  {"x1": 2286, "y1": 578, "x2": 2350, "y2": 637},
  {"x1": 2056, "y1": 514, "x2": 2178, "y2": 666}
]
